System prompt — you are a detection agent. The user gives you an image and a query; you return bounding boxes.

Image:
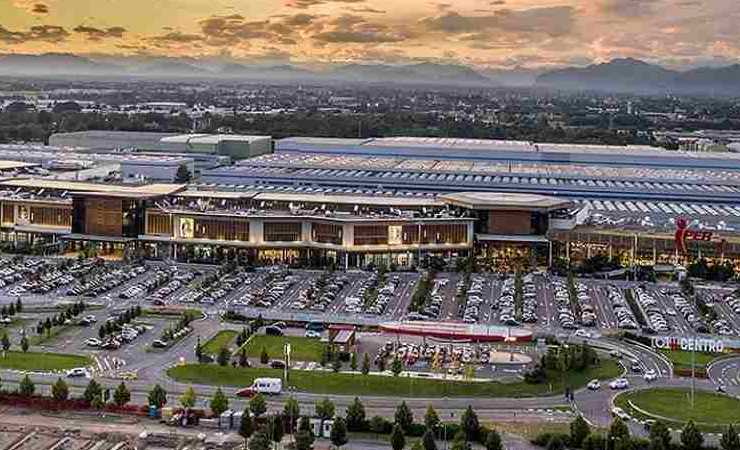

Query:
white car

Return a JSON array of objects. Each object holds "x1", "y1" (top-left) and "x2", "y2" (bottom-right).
[
  {"x1": 305, "y1": 330, "x2": 321, "y2": 339},
  {"x1": 587, "y1": 379, "x2": 601, "y2": 390},
  {"x1": 84, "y1": 338, "x2": 102, "y2": 347},
  {"x1": 609, "y1": 378, "x2": 630, "y2": 390},
  {"x1": 66, "y1": 367, "x2": 87, "y2": 378},
  {"x1": 643, "y1": 369, "x2": 658, "y2": 382},
  {"x1": 574, "y1": 329, "x2": 591, "y2": 338},
  {"x1": 611, "y1": 406, "x2": 630, "y2": 420}
]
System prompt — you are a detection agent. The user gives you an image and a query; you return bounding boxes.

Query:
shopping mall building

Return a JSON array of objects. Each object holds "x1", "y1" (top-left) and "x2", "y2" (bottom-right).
[{"x1": 0, "y1": 177, "x2": 737, "y2": 270}]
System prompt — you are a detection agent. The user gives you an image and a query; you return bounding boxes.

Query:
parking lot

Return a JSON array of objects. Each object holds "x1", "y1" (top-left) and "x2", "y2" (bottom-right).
[{"x1": 0, "y1": 255, "x2": 738, "y2": 377}]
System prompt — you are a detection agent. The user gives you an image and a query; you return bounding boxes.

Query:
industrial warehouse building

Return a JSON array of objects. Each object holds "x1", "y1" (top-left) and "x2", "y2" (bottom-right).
[{"x1": 49, "y1": 131, "x2": 272, "y2": 160}]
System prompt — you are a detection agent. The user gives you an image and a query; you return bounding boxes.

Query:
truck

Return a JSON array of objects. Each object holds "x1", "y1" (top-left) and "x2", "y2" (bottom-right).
[{"x1": 236, "y1": 378, "x2": 283, "y2": 397}]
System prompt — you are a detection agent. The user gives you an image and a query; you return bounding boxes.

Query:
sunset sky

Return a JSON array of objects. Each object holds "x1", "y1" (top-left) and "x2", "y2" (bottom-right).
[{"x1": 1, "y1": 0, "x2": 738, "y2": 69}]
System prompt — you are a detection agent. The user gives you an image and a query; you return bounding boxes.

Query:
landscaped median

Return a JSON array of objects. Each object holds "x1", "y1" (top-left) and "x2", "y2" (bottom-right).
[
  {"x1": 242, "y1": 335, "x2": 325, "y2": 362},
  {"x1": 0, "y1": 351, "x2": 91, "y2": 372},
  {"x1": 613, "y1": 387, "x2": 740, "y2": 432},
  {"x1": 202, "y1": 330, "x2": 239, "y2": 355},
  {"x1": 167, "y1": 358, "x2": 621, "y2": 398},
  {"x1": 659, "y1": 349, "x2": 724, "y2": 377}
]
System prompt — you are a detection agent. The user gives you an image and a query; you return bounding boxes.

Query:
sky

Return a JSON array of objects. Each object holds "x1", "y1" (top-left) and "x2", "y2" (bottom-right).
[{"x1": 0, "y1": 0, "x2": 738, "y2": 69}]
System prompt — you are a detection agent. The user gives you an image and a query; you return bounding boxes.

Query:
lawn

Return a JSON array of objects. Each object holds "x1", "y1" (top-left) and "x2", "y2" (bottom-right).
[
  {"x1": 660, "y1": 349, "x2": 723, "y2": 369},
  {"x1": 0, "y1": 351, "x2": 91, "y2": 372},
  {"x1": 614, "y1": 388, "x2": 740, "y2": 432},
  {"x1": 202, "y1": 330, "x2": 239, "y2": 355},
  {"x1": 243, "y1": 335, "x2": 325, "y2": 362},
  {"x1": 168, "y1": 359, "x2": 621, "y2": 398}
]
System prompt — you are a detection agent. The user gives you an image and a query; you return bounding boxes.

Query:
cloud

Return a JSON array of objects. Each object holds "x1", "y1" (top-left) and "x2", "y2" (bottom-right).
[
  {"x1": 312, "y1": 13, "x2": 409, "y2": 43},
  {"x1": 31, "y1": 3, "x2": 49, "y2": 14},
  {"x1": 198, "y1": 14, "x2": 272, "y2": 45},
  {"x1": 146, "y1": 31, "x2": 204, "y2": 47},
  {"x1": 73, "y1": 25, "x2": 126, "y2": 41},
  {"x1": 420, "y1": 7, "x2": 575, "y2": 37},
  {"x1": 285, "y1": 0, "x2": 364, "y2": 9},
  {"x1": 349, "y1": 6, "x2": 385, "y2": 14},
  {"x1": 0, "y1": 24, "x2": 68, "y2": 44},
  {"x1": 596, "y1": 0, "x2": 661, "y2": 17}
]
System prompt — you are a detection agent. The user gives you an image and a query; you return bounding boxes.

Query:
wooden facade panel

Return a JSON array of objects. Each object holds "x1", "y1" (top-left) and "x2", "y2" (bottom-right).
[
  {"x1": 488, "y1": 211, "x2": 532, "y2": 235},
  {"x1": 85, "y1": 198, "x2": 122, "y2": 237}
]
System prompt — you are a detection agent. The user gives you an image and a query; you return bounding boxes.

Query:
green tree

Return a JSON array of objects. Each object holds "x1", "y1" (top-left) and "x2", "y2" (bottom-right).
[
  {"x1": 15, "y1": 298, "x2": 22, "y2": 313},
  {"x1": 18, "y1": 374, "x2": 34, "y2": 397},
  {"x1": 485, "y1": 430, "x2": 503, "y2": 450},
  {"x1": 148, "y1": 384, "x2": 168, "y2": 409},
  {"x1": 284, "y1": 396, "x2": 301, "y2": 431},
  {"x1": 345, "y1": 397, "x2": 366, "y2": 432},
  {"x1": 391, "y1": 356, "x2": 404, "y2": 376},
  {"x1": 424, "y1": 405, "x2": 440, "y2": 430},
  {"x1": 210, "y1": 387, "x2": 229, "y2": 416},
  {"x1": 370, "y1": 415, "x2": 388, "y2": 436},
  {"x1": 238, "y1": 409, "x2": 254, "y2": 443},
  {"x1": 460, "y1": 406, "x2": 480, "y2": 442},
  {"x1": 721, "y1": 425, "x2": 740, "y2": 450},
  {"x1": 423, "y1": 429, "x2": 438, "y2": 450},
  {"x1": 350, "y1": 353, "x2": 358, "y2": 371},
  {"x1": 451, "y1": 432, "x2": 470, "y2": 450},
  {"x1": 180, "y1": 386, "x2": 197, "y2": 408},
  {"x1": 20, "y1": 335, "x2": 28, "y2": 353},
  {"x1": 1, "y1": 332, "x2": 9, "y2": 351},
  {"x1": 331, "y1": 417, "x2": 349, "y2": 449},
  {"x1": 51, "y1": 377, "x2": 69, "y2": 401},
  {"x1": 570, "y1": 415, "x2": 591, "y2": 448},
  {"x1": 260, "y1": 346, "x2": 270, "y2": 364},
  {"x1": 394, "y1": 401, "x2": 414, "y2": 433},
  {"x1": 332, "y1": 355, "x2": 342, "y2": 373},
  {"x1": 113, "y1": 382, "x2": 131, "y2": 407},
  {"x1": 295, "y1": 416, "x2": 316, "y2": 450},
  {"x1": 315, "y1": 397, "x2": 336, "y2": 420},
  {"x1": 238, "y1": 348, "x2": 248, "y2": 367},
  {"x1": 608, "y1": 418, "x2": 630, "y2": 450},
  {"x1": 83, "y1": 379, "x2": 102, "y2": 404},
  {"x1": 361, "y1": 353, "x2": 371, "y2": 375},
  {"x1": 249, "y1": 392, "x2": 267, "y2": 417},
  {"x1": 175, "y1": 164, "x2": 192, "y2": 183},
  {"x1": 391, "y1": 424, "x2": 406, "y2": 450},
  {"x1": 248, "y1": 431, "x2": 271, "y2": 450},
  {"x1": 195, "y1": 336, "x2": 203, "y2": 362},
  {"x1": 583, "y1": 434, "x2": 606, "y2": 450},
  {"x1": 649, "y1": 421, "x2": 672, "y2": 450},
  {"x1": 268, "y1": 414, "x2": 285, "y2": 445},
  {"x1": 217, "y1": 346, "x2": 231, "y2": 366},
  {"x1": 547, "y1": 435, "x2": 566, "y2": 450},
  {"x1": 680, "y1": 421, "x2": 704, "y2": 450}
]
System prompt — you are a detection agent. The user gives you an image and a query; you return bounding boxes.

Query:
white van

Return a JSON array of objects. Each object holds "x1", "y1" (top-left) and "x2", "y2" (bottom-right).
[{"x1": 236, "y1": 378, "x2": 283, "y2": 397}]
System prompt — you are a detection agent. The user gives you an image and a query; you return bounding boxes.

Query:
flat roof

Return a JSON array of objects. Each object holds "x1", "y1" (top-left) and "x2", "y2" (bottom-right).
[
  {"x1": 161, "y1": 134, "x2": 271, "y2": 144},
  {"x1": 0, "y1": 160, "x2": 39, "y2": 170},
  {"x1": 252, "y1": 191, "x2": 442, "y2": 207},
  {"x1": 0, "y1": 178, "x2": 185, "y2": 196},
  {"x1": 440, "y1": 192, "x2": 573, "y2": 210},
  {"x1": 278, "y1": 136, "x2": 740, "y2": 161}
]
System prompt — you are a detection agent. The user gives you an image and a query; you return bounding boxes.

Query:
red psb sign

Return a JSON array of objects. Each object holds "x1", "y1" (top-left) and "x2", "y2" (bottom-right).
[{"x1": 674, "y1": 217, "x2": 723, "y2": 254}]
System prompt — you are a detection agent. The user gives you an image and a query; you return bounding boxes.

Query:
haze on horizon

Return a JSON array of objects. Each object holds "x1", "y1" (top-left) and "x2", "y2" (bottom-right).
[{"x1": 0, "y1": 0, "x2": 738, "y2": 70}]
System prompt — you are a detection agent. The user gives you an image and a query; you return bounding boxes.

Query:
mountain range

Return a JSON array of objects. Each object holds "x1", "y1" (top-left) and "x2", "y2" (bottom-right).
[
  {"x1": 1, "y1": 53, "x2": 740, "y2": 93},
  {"x1": 536, "y1": 58, "x2": 740, "y2": 94}
]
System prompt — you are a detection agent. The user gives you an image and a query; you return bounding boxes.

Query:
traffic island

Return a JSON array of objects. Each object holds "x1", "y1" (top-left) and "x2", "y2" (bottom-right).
[{"x1": 613, "y1": 387, "x2": 740, "y2": 432}]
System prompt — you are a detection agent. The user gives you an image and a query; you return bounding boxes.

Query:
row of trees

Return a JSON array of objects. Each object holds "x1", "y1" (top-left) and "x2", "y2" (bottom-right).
[
  {"x1": 535, "y1": 415, "x2": 740, "y2": 450},
  {"x1": 234, "y1": 393, "x2": 505, "y2": 450},
  {"x1": 35, "y1": 300, "x2": 85, "y2": 336},
  {"x1": 2, "y1": 375, "x2": 132, "y2": 409}
]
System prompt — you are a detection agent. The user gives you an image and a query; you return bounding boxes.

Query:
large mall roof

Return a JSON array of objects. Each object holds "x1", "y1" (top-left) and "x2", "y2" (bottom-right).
[{"x1": 440, "y1": 192, "x2": 573, "y2": 211}]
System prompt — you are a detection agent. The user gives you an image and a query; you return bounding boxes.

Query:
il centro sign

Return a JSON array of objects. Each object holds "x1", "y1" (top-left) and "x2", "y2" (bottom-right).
[{"x1": 652, "y1": 336, "x2": 725, "y2": 353}]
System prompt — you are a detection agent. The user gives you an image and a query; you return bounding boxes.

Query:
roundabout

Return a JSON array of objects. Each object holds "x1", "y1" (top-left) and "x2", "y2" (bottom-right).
[{"x1": 613, "y1": 387, "x2": 740, "y2": 432}]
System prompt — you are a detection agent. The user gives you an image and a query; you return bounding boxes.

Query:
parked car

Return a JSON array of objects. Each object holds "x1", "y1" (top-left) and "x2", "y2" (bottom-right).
[
  {"x1": 236, "y1": 377, "x2": 283, "y2": 397},
  {"x1": 587, "y1": 379, "x2": 601, "y2": 390},
  {"x1": 67, "y1": 367, "x2": 87, "y2": 378}
]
